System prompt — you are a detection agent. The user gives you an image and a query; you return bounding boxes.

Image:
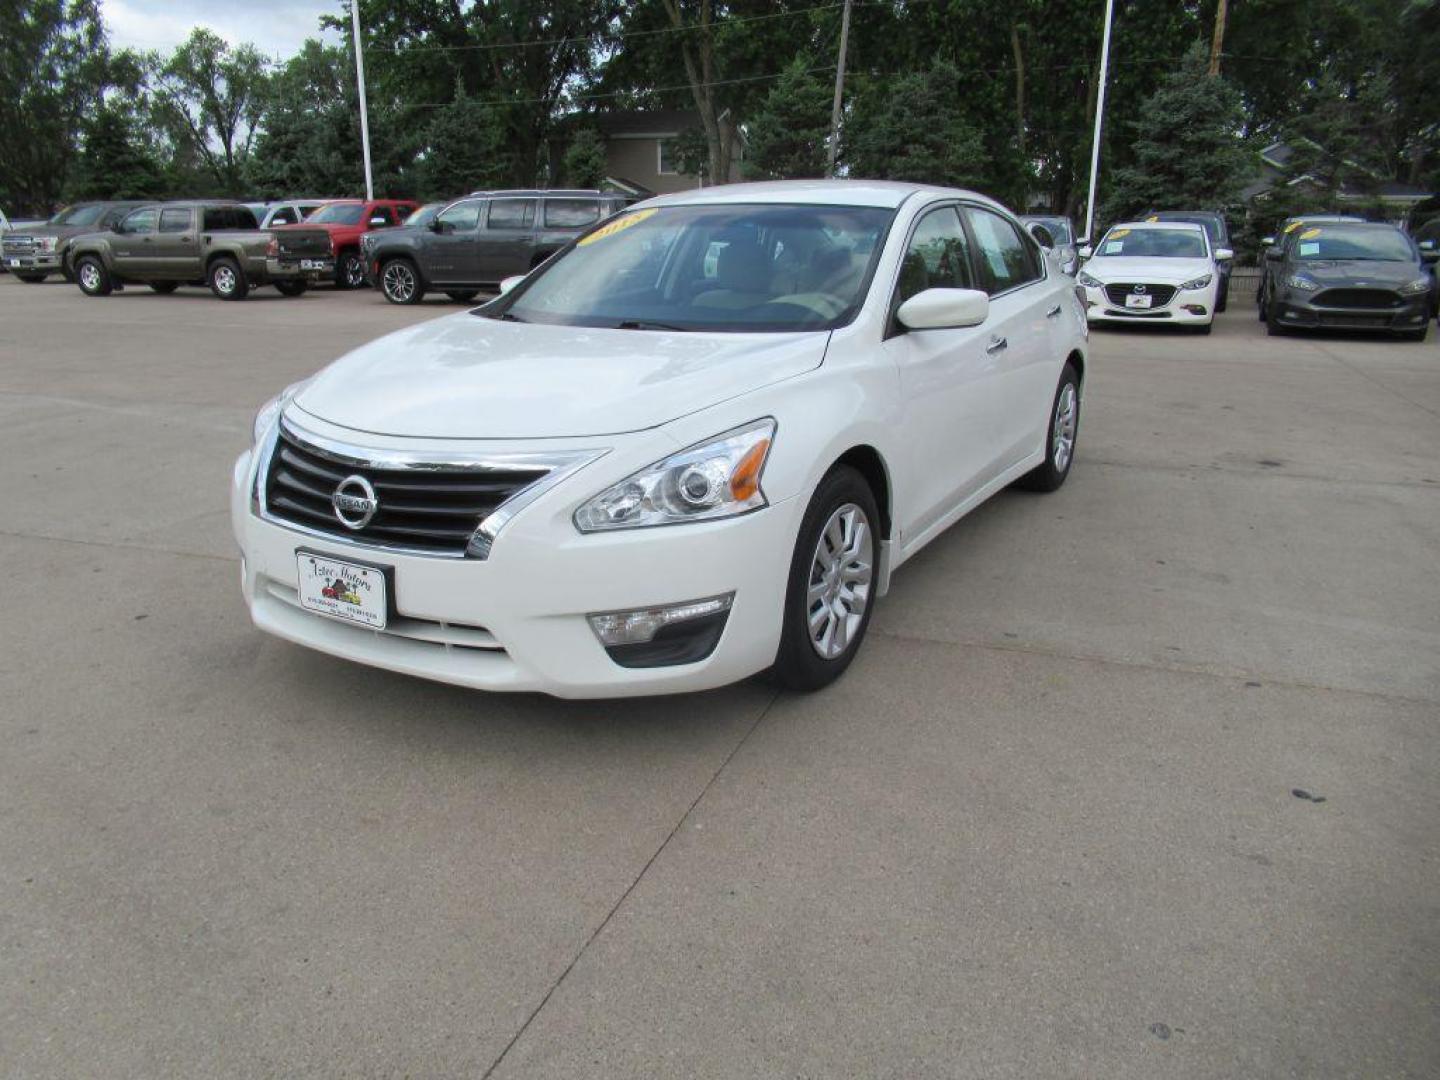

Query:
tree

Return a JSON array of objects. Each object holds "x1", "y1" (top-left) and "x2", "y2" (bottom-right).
[
  {"x1": 843, "y1": 61, "x2": 987, "y2": 188},
  {"x1": 562, "y1": 128, "x2": 608, "y2": 188},
  {"x1": 1102, "y1": 43, "x2": 1250, "y2": 220},
  {"x1": 0, "y1": 0, "x2": 111, "y2": 214},
  {"x1": 417, "y1": 91, "x2": 516, "y2": 198},
  {"x1": 150, "y1": 28, "x2": 269, "y2": 194},
  {"x1": 66, "y1": 102, "x2": 166, "y2": 199},
  {"x1": 744, "y1": 57, "x2": 830, "y2": 179}
]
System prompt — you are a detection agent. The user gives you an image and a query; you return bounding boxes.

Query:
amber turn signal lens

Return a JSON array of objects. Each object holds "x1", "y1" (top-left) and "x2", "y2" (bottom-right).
[{"x1": 728, "y1": 438, "x2": 770, "y2": 501}]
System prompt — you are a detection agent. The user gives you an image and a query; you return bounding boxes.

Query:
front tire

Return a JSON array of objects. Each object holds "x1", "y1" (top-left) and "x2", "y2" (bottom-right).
[
  {"x1": 75, "y1": 256, "x2": 112, "y2": 296},
  {"x1": 380, "y1": 258, "x2": 423, "y2": 304},
  {"x1": 446, "y1": 289, "x2": 480, "y2": 303},
  {"x1": 274, "y1": 280, "x2": 307, "y2": 297},
  {"x1": 1016, "y1": 362, "x2": 1080, "y2": 492},
  {"x1": 770, "y1": 466, "x2": 880, "y2": 692},
  {"x1": 336, "y1": 251, "x2": 366, "y2": 289},
  {"x1": 16, "y1": 272, "x2": 47, "y2": 284},
  {"x1": 208, "y1": 256, "x2": 248, "y2": 300}
]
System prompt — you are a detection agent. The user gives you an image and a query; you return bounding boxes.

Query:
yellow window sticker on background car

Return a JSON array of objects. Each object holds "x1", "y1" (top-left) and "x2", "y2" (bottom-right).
[
  {"x1": 577, "y1": 208, "x2": 658, "y2": 246},
  {"x1": 1110, "y1": 228, "x2": 1131, "y2": 238},
  {"x1": 1283, "y1": 221, "x2": 1303, "y2": 233},
  {"x1": 1298, "y1": 228, "x2": 1322, "y2": 239},
  {"x1": 1145, "y1": 215, "x2": 1159, "y2": 222}
]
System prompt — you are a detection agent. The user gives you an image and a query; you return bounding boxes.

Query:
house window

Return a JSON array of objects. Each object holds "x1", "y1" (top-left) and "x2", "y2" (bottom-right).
[{"x1": 657, "y1": 138, "x2": 680, "y2": 175}]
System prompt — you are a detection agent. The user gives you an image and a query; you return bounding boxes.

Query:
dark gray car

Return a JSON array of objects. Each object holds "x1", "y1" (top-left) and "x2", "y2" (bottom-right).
[
  {"x1": 1, "y1": 201, "x2": 149, "y2": 282},
  {"x1": 363, "y1": 190, "x2": 629, "y2": 304}
]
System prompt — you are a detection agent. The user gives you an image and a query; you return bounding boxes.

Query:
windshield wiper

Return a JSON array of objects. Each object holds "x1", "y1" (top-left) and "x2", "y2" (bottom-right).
[{"x1": 613, "y1": 319, "x2": 692, "y2": 332}]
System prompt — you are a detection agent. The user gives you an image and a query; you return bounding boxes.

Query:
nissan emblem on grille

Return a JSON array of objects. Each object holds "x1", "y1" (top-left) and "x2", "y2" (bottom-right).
[{"x1": 332, "y1": 475, "x2": 379, "y2": 530}]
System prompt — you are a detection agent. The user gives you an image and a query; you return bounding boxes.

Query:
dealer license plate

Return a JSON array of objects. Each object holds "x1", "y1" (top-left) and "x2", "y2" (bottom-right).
[
  {"x1": 1124, "y1": 293, "x2": 1153, "y2": 309},
  {"x1": 5, "y1": 258, "x2": 21, "y2": 268},
  {"x1": 296, "y1": 552, "x2": 388, "y2": 629},
  {"x1": 301, "y1": 258, "x2": 329, "y2": 270}
]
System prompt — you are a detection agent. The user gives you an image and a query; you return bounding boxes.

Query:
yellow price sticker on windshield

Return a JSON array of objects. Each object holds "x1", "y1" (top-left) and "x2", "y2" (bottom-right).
[
  {"x1": 1145, "y1": 215, "x2": 1159, "y2": 223},
  {"x1": 1110, "y1": 228, "x2": 1131, "y2": 238},
  {"x1": 1298, "y1": 227, "x2": 1322, "y2": 239},
  {"x1": 1283, "y1": 221, "x2": 1303, "y2": 233},
  {"x1": 577, "y1": 208, "x2": 658, "y2": 246}
]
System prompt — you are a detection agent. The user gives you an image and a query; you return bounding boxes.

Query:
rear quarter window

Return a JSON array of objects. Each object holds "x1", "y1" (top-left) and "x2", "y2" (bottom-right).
[{"x1": 544, "y1": 199, "x2": 602, "y2": 228}]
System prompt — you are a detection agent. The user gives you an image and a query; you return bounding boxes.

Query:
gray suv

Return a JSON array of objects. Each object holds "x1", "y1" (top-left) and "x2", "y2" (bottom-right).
[
  {"x1": 362, "y1": 189, "x2": 629, "y2": 304},
  {"x1": 2, "y1": 201, "x2": 149, "y2": 282}
]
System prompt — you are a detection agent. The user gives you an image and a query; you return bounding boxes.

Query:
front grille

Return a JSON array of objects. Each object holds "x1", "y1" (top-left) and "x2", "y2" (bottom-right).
[
  {"x1": 1104, "y1": 283, "x2": 1177, "y2": 307},
  {"x1": 2, "y1": 235, "x2": 35, "y2": 256},
  {"x1": 1317, "y1": 314, "x2": 1389, "y2": 329},
  {"x1": 1314, "y1": 288, "x2": 1402, "y2": 310},
  {"x1": 264, "y1": 429, "x2": 550, "y2": 556}
]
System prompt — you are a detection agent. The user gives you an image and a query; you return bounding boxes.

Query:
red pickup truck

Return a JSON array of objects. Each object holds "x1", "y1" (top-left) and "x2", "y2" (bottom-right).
[{"x1": 277, "y1": 199, "x2": 418, "y2": 288}]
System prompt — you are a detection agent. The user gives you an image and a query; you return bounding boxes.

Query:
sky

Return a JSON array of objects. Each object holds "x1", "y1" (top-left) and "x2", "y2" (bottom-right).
[{"x1": 101, "y1": 0, "x2": 343, "y2": 59}]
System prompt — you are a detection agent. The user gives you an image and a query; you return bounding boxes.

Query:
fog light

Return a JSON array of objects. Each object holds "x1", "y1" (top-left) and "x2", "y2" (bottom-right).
[
  {"x1": 589, "y1": 594, "x2": 735, "y2": 668},
  {"x1": 1183, "y1": 304, "x2": 1208, "y2": 315},
  {"x1": 589, "y1": 594, "x2": 733, "y2": 645}
]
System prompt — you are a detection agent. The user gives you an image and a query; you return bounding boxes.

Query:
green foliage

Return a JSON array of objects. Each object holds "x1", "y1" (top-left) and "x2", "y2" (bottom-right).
[
  {"x1": 1102, "y1": 43, "x2": 1251, "y2": 220},
  {"x1": 66, "y1": 102, "x2": 166, "y2": 199},
  {"x1": 562, "y1": 128, "x2": 608, "y2": 187},
  {"x1": 744, "y1": 58, "x2": 831, "y2": 180},
  {"x1": 843, "y1": 61, "x2": 987, "y2": 188},
  {"x1": 418, "y1": 91, "x2": 516, "y2": 199}
]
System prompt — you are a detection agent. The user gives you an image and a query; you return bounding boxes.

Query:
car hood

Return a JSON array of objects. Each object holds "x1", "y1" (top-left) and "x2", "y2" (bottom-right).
[
  {"x1": 293, "y1": 312, "x2": 830, "y2": 439},
  {"x1": 1085, "y1": 256, "x2": 1212, "y2": 283},
  {"x1": 11, "y1": 223, "x2": 108, "y2": 240},
  {"x1": 1288, "y1": 259, "x2": 1424, "y2": 286}
]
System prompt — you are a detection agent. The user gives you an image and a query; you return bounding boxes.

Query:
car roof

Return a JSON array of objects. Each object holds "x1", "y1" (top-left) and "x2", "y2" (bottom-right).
[
  {"x1": 643, "y1": 179, "x2": 1005, "y2": 211},
  {"x1": 1148, "y1": 210, "x2": 1222, "y2": 219},
  {"x1": 1109, "y1": 220, "x2": 1206, "y2": 233}
]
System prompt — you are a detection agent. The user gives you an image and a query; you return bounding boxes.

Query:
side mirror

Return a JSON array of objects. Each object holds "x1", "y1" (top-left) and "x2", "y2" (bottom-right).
[
  {"x1": 430, "y1": 219, "x2": 446, "y2": 233},
  {"x1": 1214, "y1": 247, "x2": 1234, "y2": 261},
  {"x1": 1060, "y1": 256, "x2": 1079, "y2": 277},
  {"x1": 895, "y1": 287, "x2": 989, "y2": 331},
  {"x1": 1077, "y1": 245, "x2": 1093, "y2": 260},
  {"x1": 499, "y1": 274, "x2": 526, "y2": 296}
]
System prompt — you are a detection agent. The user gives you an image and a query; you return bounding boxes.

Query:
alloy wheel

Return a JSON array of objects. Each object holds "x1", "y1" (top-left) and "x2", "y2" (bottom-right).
[
  {"x1": 344, "y1": 256, "x2": 365, "y2": 288},
  {"x1": 1052, "y1": 383, "x2": 1077, "y2": 471},
  {"x1": 79, "y1": 263, "x2": 100, "y2": 292},
  {"x1": 383, "y1": 262, "x2": 416, "y2": 302},
  {"x1": 806, "y1": 503, "x2": 873, "y2": 660},
  {"x1": 214, "y1": 265, "x2": 236, "y2": 294}
]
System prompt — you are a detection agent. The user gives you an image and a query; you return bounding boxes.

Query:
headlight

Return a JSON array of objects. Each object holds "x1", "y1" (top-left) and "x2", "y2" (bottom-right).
[
  {"x1": 252, "y1": 379, "x2": 310, "y2": 444},
  {"x1": 37, "y1": 236, "x2": 58, "y2": 253},
  {"x1": 1399, "y1": 277, "x2": 1433, "y2": 295},
  {"x1": 1077, "y1": 271, "x2": 1103, "y2": 288},
  {"x1": 1285, "y1": 274, "x2": 1319, "y2": 291},
  {"x1": 1179, "y1": 274, "x2": 1212, "y2": 290},
  {"x1": 574, "y1": 419, "x2": 775, "y2": 532}
]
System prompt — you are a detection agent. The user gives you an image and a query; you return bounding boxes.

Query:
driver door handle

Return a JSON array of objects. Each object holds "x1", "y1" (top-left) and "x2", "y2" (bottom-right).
[
  {"x1": 986, "y1": 335, "x2": 1008, "y2": 354},
  {"x1": 1046, "y1": 303, "x2": 1062, "y2": 318}
]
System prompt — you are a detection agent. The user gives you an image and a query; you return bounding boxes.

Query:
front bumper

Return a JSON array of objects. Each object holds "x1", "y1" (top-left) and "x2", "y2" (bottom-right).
[
  {"x1": 3, "y1": 253, "x2": 62, "y2": 273},
  {"x1": 1269, "y1": 291, "x2": 1430, "y2": 333},
  {"x1": 231, "y1": 440, "x2": 801, "y2": 698},
  {"x1": 1082, "y1": 283, "x2": 1214, "y2": 325}
]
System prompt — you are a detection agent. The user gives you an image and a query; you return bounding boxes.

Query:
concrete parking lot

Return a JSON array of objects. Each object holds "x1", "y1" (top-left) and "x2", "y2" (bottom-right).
[{"x1": 2, "y1": 273, "x2": 1437, "y2": 1078}]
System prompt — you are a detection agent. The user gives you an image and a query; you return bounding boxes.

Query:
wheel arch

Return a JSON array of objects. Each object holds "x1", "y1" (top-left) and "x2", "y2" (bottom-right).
[
  {"x1": 831, "y1": 444, "x2": 893, "y2": 542},
  {"x1": 1066, "y1": 348, "x2": 1086, "y2": 389}
]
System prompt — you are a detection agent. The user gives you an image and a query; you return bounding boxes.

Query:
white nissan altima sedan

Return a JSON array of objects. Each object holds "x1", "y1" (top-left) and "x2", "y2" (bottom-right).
[
  {"x1": 233, "y1": 180, "x2": 1088, "y2": 698},
  {"x1": 1077, "y1": 220, "x2": 1230, "y2": 333}
]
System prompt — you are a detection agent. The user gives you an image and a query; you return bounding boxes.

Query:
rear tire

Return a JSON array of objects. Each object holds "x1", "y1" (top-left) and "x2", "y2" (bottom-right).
[
  {"x1": 148, "y1": 281, "x2": 179, "y2": 294},
  {"x1": 274, "y1": 280, "x2": 307, "y2": 297},
  {"x1": 208, "y1": 256, "x2": 248, "y2": 300},
  {"x1": 1016, "y1": 362, "x2": 1080, "y2": 493},
  {"x1": 75, "y1": 256, "x2": 112, "y2": 296},
  {"x1": 380, "y1": 258, "x2": 423, "y2": 305},
  {"x1": 769, "y1": 465, "x2": 881, "y2": 692},
  {"x1": 16, "y1": 272, "x2": 47, "y2": 284},
  {"x1": 446, "y1": 289, "x2": 480, "y2": 303}
]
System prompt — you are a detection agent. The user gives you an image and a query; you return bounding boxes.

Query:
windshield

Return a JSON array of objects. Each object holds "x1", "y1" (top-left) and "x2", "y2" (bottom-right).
[
  {"x1": 50, "y1": 204, "x2": 106, "y2": 227},
  {"x1": 1291, "y1": 226, "x2": 1414, "y2": 262},
  {"x1": 493, "y1": 203, "x2": 894, "y2": 333},
  {"x1": 308, "y1": 203, "x2": 365, "y2": 225},
  {"x1": 404, "y1": 204, "x2": 442, "y2": 228},
  {"x1": 1096, "y1": 227, "x2": 1207, "y2": 258},
  {"x1": 1027, "y1": 217, "x2": 1072, "y2": 243}
]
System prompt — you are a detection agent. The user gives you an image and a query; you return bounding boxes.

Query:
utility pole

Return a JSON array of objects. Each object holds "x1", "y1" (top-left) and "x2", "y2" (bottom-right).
[
  {"x1": 826, "y1": 0, "x2": 853, "y2": 177},
  {"x1": 350, "y1": 0, "x2": 375, "y2": 200},
  {"x1": 1208, "y1": 0, "x2": 1228, "y2": 76},
  {"x1": 1083, "y1": 0, "x2": 1114, "y2": 245}
]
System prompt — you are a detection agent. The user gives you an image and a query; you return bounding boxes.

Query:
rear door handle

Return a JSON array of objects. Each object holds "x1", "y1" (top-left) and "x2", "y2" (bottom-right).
[
  {"x1": 986, "y1": 336, "x2": 1008, "y2": 354},
  {"x1": 1046, "y1": 303, "x2": 1062, "y2": 318}
]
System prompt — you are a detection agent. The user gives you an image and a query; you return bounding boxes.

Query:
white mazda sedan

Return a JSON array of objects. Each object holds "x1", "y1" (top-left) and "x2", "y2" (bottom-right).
[
  {"x1": 233, "y1": 181, "x2": 1088, "y2": 698},
  {"x1": 1077, "y1": 220, "x2": 1230, "y2": 333}
]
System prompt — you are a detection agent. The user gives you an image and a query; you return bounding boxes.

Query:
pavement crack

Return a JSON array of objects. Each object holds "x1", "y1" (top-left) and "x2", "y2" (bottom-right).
[
  {"x1": 0, "y1": 527, "x2": 237, "y2": 564},
  {"x1": 1310, "y1": 341, "x2": 1440, "y2": 420},
  {"x1": 479, "y1": 688, "x2": 783, "y2": 1080}
]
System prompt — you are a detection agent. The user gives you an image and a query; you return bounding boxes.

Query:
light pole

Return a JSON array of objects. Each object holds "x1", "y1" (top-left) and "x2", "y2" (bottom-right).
[
  {"x1": 350, "y1": 0, "x2": 374, "y2": 200},
  {"x1": 826, "y1": 0, "x2": 853, "y2": 177},
  {"x1": 1083, "y1": 0, "x2": 1114, "y2": 244}
]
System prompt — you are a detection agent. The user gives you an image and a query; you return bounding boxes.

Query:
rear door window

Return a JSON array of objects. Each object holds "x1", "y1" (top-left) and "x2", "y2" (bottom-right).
[
  {"x1": 367, "y1": 206, "x2": 395, "y2": 227},
  {"x1": 159, "y1": 208, "x2": 192, "y2": 233},
  {"x1": 487, "y1": 199, "x2": 535, "y2": 229},
  {"x1": 544, "y1": 199, "x2": 602, "y2": 228},
  {"x1": 963, "y1": 207, "x2": 1041, "y2": 294}
]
